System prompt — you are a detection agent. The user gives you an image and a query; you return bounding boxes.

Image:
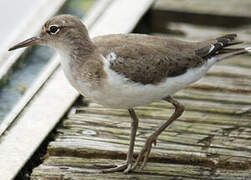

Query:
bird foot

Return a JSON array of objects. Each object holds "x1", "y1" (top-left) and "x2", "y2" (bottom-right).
[
  {"x1": 95, "y1": 138, "x2": 156, "y2": 173},
  {"x1": 95, "y1": 162, "x2": 134, "y2": 173},
  {"x1": 101, "y1": 163, "x2": 127, "y2": 173}
]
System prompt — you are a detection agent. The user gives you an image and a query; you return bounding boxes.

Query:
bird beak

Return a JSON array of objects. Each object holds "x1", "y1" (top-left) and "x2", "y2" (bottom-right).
[{"x1": 8, "y1": 36, "x2": 41, "y2": 51}]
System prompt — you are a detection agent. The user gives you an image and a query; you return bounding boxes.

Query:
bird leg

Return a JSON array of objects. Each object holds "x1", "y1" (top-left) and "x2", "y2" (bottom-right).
[
  {"x1": 132, "y1": 96, "x2": 184, "y2": 170},
  {"x1": 101, "y1": 108, "x2": 139, "y2": 173},
  {"x1": 101, "y1": 96, "x2": 184, "y2": 173},
  {"x1": 124, "y1": 108, "x2": 139, "y2": 173}
]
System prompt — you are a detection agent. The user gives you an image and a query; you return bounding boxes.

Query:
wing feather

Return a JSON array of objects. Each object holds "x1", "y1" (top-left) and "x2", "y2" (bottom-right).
[{"x1": 93, "y1": 33, "x2": 241, "y2": 84}]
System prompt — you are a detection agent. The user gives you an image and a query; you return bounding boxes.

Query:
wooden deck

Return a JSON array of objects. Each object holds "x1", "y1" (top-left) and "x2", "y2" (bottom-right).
[
  {"x1": 31, "y1": 58, "x2": 251, "y2": 179},
  {"x1": 29, "y1": 1, "x2": 251, "y2": 179},
  {"x1": 31, "y1": 57, "x2": 251, "y2": 179}
]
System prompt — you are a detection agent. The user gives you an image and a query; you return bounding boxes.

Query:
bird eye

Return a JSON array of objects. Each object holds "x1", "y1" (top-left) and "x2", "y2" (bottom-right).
[{"x1": 49, "y1": 25, "x2": 59, "y2": 34}]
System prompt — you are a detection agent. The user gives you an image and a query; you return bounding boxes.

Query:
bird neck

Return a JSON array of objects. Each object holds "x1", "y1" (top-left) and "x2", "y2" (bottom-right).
[
  {"x1": 58, "y1": 36, "x2": 96, "y2": 65},
  {"x1": 71, "y1": 37, "x2": 96, "y2": 61}
]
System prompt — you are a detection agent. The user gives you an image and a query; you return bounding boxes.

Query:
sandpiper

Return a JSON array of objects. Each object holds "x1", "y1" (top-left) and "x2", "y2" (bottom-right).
[{"x1": 9, "y1": 15, "x2": 251, "y2": 173}]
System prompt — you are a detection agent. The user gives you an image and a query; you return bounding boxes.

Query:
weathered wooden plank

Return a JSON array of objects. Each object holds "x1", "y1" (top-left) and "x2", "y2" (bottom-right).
[
  {"x1": 52, "y1": 133, "x2": 251, "y2": 161},
  {"x1": 220, "y1": 56, "x2": 251, "y2": 68},
  {"x1": 31, "y1": 156, "x2": 251, "y2": 180},
  {"x1": 150, "y1": 100, "x2": 251, "y2": 115},
  {"x1": 85, "y1": 97, "x2": 250, "y2": 116},
  {"x1": 51, "y1": 111, "x2": 251, "y2": 155},
  {"x1": 208, "y1": 64, "x2": 251, "y2": 79},
  {"x1": 63, "y1": 113, "x2": 251, "y2": 139},
  {"x1": 74, "y1": 106, "x2": 250, "y2": 125},
  {"x1": 48, "y1": 137, "x2": 251, "y2": 167},
  {"x1": 154, "y1": 0, "x2": 251, "y2": 17},
  {"x1": 151, "y1": 0, "x2": 251, "y2": 30},
  {"x1": 190, "y1": 76, "x2": 251, "y2": 93},
  {"x1": 176, "y1": 89, "x2": 251, "y2": 105}
]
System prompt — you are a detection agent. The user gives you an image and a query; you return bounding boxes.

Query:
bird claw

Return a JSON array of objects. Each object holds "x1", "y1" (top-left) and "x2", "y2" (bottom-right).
[
  {"x1": 123, "y1": 163, "x2": 133, "y2": 173},
  {"x1": 101, "y1": 163, "x2": 128, "y2": 173},
  {"x1": 99, "y1": 162, "x2": 135, "y2": 173},
  {"x1": 97, "y1": 137, "x2": 156, "y2": 173}
]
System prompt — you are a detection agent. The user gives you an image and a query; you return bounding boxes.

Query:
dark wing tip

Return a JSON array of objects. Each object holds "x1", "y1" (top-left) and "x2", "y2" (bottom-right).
[
  {"x1": 197, "y1": 34, "x2": 242, "y2": 59},
  {"x1": 216, "y1": 34, "x2": 237, "y2": 41}
]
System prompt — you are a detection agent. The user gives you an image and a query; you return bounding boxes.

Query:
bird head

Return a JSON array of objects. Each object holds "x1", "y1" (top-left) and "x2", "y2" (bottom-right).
[{"x1": 9, "y1": 15, "x2": 92, "y2": 53}]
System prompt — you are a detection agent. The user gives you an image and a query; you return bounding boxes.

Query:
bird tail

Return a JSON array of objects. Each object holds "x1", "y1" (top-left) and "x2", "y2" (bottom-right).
[{"x1": 196, "y1": 34, "x2": 251, "y2": 63}]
